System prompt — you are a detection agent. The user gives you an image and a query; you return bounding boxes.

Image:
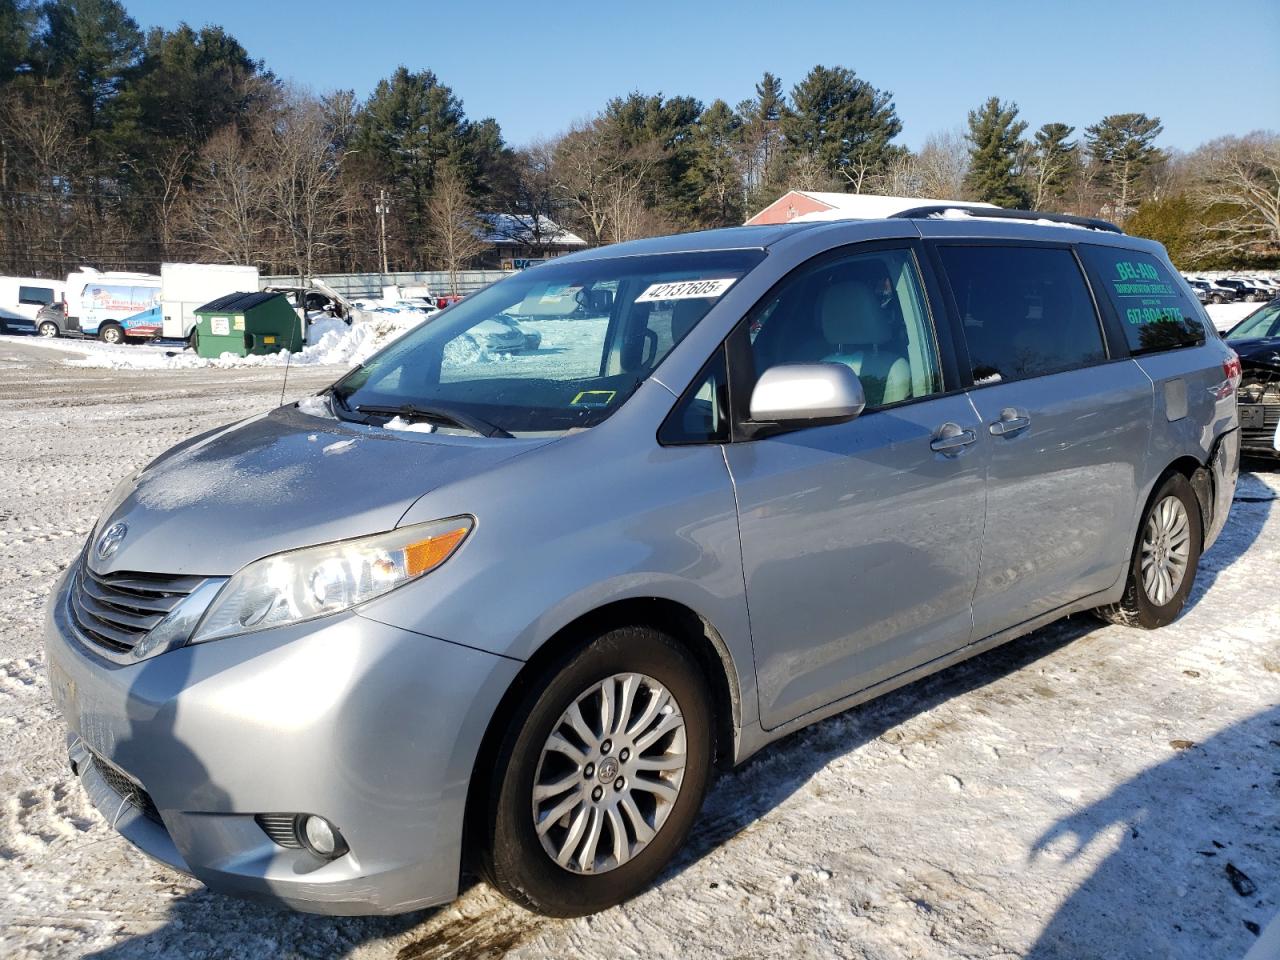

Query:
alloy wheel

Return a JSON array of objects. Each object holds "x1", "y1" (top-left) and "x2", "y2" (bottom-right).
[
  {"x1": 1140, "y1": 495, "x2": 1191, "y2": 606},
  {"x1": 531, "y1": 672, "x2": 687, "y2": 875}
]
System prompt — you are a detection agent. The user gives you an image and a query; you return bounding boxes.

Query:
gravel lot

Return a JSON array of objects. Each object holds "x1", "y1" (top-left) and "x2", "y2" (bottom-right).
[{"x1": 1, "y1": 337, "x2": 1277, "y2": 959}]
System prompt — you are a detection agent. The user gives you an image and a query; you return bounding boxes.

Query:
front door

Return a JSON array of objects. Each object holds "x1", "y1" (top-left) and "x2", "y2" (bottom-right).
[{"x1": 725, "y1": 244, "x2": 987, "y2": 730}]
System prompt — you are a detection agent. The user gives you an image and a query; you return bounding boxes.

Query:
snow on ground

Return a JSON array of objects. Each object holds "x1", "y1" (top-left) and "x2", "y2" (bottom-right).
[{"x1": 0, "y1": 340, "x2": 1278, "y2": 959}]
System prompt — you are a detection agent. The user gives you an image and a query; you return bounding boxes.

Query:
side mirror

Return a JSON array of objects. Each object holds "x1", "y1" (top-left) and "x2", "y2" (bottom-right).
[{"x1": 749, "y1": 363, "x2": 866, "y2": 426}]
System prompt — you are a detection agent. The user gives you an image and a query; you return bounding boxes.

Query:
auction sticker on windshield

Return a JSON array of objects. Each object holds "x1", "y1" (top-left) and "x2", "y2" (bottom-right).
[{"x1": 635, "y1": 278, "x2": 737, "y2": 302}]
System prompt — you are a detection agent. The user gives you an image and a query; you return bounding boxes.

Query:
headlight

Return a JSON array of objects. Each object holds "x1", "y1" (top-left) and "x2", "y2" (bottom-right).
[{"x1": 189, "y1": 517, "x2": 472, "y2": 644}]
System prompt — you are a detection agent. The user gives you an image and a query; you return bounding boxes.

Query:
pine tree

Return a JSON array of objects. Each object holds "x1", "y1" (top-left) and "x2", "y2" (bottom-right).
[
  {"x1": 963, "y1": 96, "x2": 1029, "y2": 208},
  {"x1": 1085, "y1": 113, "x2": 1164, "y2": 220},
  {"x1": 0, "y1": 0, "x2": 37, "y2": 77},
  {"x1": 781, "y1": 65, "x2": 901, "y2": 189},
  {"x1": 1026, "y1": 122, "x2": 1078, "y2": 209},
  {"x1": 687, "y1": 99, "x2": 744, "y2": 227},
  {"x1": 350, "y1": 68, "x2": 490, "y2": 256}
]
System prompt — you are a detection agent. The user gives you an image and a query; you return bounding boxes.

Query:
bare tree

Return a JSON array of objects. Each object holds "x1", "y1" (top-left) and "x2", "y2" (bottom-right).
[
  {"x1": 790, "y1": 150, "x2": 838, "y2": 192},
  {"x1": 552, "y1": 119, "x2": 660, "y2": 245},
  {"x1": 425, "y1": 162, "x2": 488, "y2": 293},
  {"x1": 1190, "y1": 132, "x2": 1280, "y2": 255},
  {"x1": 182, "y1": 124, "x2": 267, "y2": 265},
  {"x1": 495, "y1": 140, "x2": 561, "y2": 246},
  {"x1": 913, "y1": 130, "x2": 970, "y2": 199},
  {"x1": 148, "y1": 143, "x2": 192, "y2": 261},
  {"x1": 838, "y1": 149, "x2": 875, "y2": 193},
  {"x1": 0, "y1": 79, "x2": 86, "y2": 272},
  {"x1": 868, "y1": 152, "x2": 922, "y2": 196},
  {"x1": 261, "y1": 95, "x2": 352, "y2": 280}
]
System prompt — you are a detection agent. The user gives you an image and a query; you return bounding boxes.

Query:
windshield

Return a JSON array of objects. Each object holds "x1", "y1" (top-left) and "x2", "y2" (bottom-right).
[
  {"x1": 1226, "y1": 301, "x2": 1280, "y2": 341},
  {"x1": 332, "y1": 249, "x2": 764, "y2": 435}
]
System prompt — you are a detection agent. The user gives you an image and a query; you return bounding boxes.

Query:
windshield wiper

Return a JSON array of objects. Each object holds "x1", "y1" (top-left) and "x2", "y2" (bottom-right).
[{"x1": 355, "y1": 402, "x2": 513, "y2": 439}]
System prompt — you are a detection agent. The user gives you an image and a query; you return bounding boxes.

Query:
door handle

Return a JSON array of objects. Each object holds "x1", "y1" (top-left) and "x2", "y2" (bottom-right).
[
  {"x1": 930, "y1": 423, "x2": 977, "y2": 454},
  {"x1": 989, "y1": 409, "x2": 1031, "y2": 437}
]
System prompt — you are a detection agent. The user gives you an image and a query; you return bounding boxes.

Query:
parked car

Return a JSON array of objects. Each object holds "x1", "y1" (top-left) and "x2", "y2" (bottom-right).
[
  {"x1": 35, "y1": 301, "x2": 65, "y2": 337},
  {"x1": 1223, "y1": 297, "x2": 1280, "y2": 457},
  {"x1": 1187, "y1": 278, "x2": 1234, "y2": 304},
  {"x1": 0, "y1": 275, "x2": 65, "y2": 331},
  {"x1": 46, "y1": 209, "x2": 1240, "y2": 918},
  {"x1": 1217, "y1": 278, "x2": 1272, "y2": 303}
]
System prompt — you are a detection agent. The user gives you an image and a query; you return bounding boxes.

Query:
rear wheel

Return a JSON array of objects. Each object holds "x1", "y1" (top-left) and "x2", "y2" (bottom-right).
[
  {"x1": 98, "y1": 322, "x2": 124, "y2": 345},
  {"x1": 478, "y1": 625, "x2": 713, "y2": 917},
  {"x1": 1096, "y1": 472, "x2": 1202, "y2": 629},
  {"x1": 38, "y1": 321, "x2": 59, "y2": 338}
]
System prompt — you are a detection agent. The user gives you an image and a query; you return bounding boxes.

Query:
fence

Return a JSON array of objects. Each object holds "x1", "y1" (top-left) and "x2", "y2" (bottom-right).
[{"x1": 260, "y1": 270, "x2": 513, "y2": 300}]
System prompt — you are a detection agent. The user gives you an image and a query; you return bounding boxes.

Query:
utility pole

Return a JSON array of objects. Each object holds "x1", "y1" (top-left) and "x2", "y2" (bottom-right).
[{"x1": 375, "y1": 188, "x2": 390, "y2": 274}]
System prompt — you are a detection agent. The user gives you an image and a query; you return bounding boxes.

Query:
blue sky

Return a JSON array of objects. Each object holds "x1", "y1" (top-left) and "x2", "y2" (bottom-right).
[{"x1": 125, "y1": 0, "x2": 1279, "y2": 151}]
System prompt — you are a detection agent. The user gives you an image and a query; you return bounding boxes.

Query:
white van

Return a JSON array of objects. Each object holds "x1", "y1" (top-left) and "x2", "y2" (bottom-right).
[
  {"x1": 160, "y1": 262, "x2": 260, "y2": 339},
  {"x1": 63, "y1": 269, "x2": 161, "y2": 343},
  {"x1": 0, "y1": 275, "x2": 66, "y2": 334}
]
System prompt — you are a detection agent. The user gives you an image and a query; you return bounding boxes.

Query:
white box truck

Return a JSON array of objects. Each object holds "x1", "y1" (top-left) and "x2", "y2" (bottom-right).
[{"x1": 160, "y1": 263, "x2": 260, "y2": 340}]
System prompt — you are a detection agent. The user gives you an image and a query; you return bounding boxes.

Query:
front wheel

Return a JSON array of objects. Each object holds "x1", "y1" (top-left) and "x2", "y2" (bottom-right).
[
  {"x1": 1096, "y1": 472, "x2": 1202, "y2": 629},
  {"x1": 98, "y1": 323, "x2": 124, "y2": 345},
  {"x1": 478, "y1": 626, "x2": 713, "y2": 917}
]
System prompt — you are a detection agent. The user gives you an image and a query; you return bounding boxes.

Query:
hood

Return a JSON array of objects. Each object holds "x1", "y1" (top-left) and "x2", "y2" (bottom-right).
[
  {"x1": 90, "y1": 404, "x2": 549, "y2": 577},
  {"x1": 1231, "y1": 336, "x2": 1280, "y2": 371}
]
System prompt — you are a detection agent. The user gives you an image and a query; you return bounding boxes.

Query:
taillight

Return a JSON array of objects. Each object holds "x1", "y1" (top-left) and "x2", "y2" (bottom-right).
[
  {"x1": 1224, "y1": 352, "x2": 1242, "y2": 388},
  {"x1": 1214, "y1": 351, "x2": 1243, "y2": 400}
]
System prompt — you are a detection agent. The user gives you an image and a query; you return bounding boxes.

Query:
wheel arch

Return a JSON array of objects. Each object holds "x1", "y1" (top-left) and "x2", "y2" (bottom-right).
[
  {"x1": 1165, "y1": 453, "x2": 1214, "y2": 536},
  {"x1": 461, "y1": 596, "x2": 743, "y2": 868}
]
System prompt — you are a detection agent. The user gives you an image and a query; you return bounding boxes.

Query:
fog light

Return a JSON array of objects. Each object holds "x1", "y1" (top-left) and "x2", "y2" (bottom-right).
[{"x1": 299, "y1": 814, "x2": 347, "y2": 859}]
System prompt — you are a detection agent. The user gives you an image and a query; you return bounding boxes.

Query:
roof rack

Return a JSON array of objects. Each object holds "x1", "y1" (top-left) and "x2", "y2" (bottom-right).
[{"x1": 890, "y1": 205, "x2": 1123, "y2": 234}]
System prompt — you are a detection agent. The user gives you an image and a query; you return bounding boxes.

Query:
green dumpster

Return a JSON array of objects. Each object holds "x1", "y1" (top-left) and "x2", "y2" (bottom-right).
[{"x1": 192, "y1": 292, "x2": 303, "y2": 359}]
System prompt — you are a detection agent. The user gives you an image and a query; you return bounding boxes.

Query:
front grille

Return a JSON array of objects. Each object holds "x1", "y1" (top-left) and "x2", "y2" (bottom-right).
[
  {"x1": 70, "y1": 563, "x2": 206, "y2": 655},
  {"x1": 255, "y1": 813, "x2": 303, "y2": 848},
  {"x1": 91, "y1": 751, "x2": 161, "y2": 823}
]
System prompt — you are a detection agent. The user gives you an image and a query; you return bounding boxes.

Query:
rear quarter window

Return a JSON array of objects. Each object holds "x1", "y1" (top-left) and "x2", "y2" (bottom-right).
[
  {"x1": 18, "y1": 285, "x2": 53, "y2": 305},
  {"x1": 1082, "y1": 246, "x2": 1206, "y2": 354}
]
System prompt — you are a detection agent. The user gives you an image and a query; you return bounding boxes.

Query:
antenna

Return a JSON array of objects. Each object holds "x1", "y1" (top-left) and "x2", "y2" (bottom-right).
[{"x1": 279, "y1": 346, "x2": 292, "y2": 408}]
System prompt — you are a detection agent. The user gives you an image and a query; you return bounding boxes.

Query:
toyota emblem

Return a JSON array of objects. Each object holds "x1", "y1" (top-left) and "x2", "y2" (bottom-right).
[{"x1": 96, "y1": 522, "x2": 128, "y2": 562}]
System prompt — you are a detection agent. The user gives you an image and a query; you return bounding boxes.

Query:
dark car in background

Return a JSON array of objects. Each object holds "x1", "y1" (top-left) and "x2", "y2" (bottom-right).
[
  {"x1": 1217, "y1": 278, "x2": 1272, "y2": 303},
  {"x1": 36, "y1": 302, "x2": 66, "y2": 337},
  {"x1": 1225, "y1": 298, "x2": 1280, "y2": 457},
  {"x1": 1187, "y1": 279, "x2": 1233, "y2": 305}
]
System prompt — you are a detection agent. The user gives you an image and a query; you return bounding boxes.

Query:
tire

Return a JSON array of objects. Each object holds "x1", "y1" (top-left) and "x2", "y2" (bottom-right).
[
  {"x1": 38, "y1": 321, "x2": 59, "y2": 338},
  {"x1": 99, "y1": 323, "x2": 124, "y2": 344},
  {"x1": 478, "y1": 625, "x2": 713, "y2": 917},
  {"x1": 1095, "y1": 472, "x2": 1203, "y2": 629},
  {"x1": 187, "y1": 329, "x2": 199, "y2": 352}
]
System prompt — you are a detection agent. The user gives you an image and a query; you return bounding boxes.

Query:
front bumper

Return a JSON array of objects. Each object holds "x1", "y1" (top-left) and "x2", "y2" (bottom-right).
[{"x1": 44, "y1": 567, "x2": 521, "y2": 915}]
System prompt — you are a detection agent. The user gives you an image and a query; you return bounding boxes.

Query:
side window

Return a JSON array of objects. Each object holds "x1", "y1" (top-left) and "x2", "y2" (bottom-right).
[
  {"x1": 938, "y1": 245, "x2": 1106, "y2": 384},
  {"x1": 746, "y1": 247, "x2": 942, "y2": 409},
  {"x1": 18, "y1": 285, "x2": 53, "y2": 305},
  {"x1": 1080, "y1": 246, "x2": 1206, "y2": 354},
  {"x1": 659, "y1": 349, "x2": 729, "y2": 444}
]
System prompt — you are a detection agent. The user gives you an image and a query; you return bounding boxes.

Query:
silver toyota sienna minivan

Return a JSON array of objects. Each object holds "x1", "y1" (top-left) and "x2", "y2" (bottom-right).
[{"x1": 45, "y1": 208, "x2": 1241, "y2": 917}]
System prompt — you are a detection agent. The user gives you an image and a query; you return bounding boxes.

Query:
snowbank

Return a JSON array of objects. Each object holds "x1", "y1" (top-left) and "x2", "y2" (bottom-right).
[{"x1": 0, "y1": 310, "x2": 434, "y2": 372}]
